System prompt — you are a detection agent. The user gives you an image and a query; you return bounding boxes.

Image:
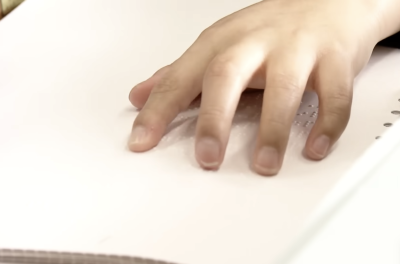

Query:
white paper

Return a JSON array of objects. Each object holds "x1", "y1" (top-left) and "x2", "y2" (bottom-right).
[
  {"x1": 0, "y1": 0, "x2": 399, "y2": 264},
  {"x1": 283, "y1": 120, "x2": 400, "y2": 264}
]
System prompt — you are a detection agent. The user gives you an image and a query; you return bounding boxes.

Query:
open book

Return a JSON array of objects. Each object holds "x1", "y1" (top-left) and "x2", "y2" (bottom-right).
[{"x1": 0, "y1": 0, "x2": 399, "y2": 263}]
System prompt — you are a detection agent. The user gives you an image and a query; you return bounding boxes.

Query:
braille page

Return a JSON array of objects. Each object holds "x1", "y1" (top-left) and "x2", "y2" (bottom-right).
[
  {"x1": 281, "y1": 118, "x2": 400, "y2": 264},
  {"x1": 0, "y1": 0, "x2": 399, "y2": 264}
]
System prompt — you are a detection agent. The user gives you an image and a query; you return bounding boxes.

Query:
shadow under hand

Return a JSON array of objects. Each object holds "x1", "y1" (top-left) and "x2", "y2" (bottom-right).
[
  {"x1": 148, "y1": 90, "x2": 320, "y2": 173},
  {"x1": 155, "y1": 91, "x2": 265, "y2": 172}
]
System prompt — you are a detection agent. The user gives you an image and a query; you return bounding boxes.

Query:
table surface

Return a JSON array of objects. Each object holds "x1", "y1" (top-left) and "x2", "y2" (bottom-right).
[{"x1": 0, "y1": 0, "x2": 399, "y2": 264}]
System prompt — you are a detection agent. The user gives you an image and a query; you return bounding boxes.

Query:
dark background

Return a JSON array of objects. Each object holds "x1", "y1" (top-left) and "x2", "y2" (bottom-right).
[{"x1": 379, "y1": 32, "x2": 400, "y2": 49}]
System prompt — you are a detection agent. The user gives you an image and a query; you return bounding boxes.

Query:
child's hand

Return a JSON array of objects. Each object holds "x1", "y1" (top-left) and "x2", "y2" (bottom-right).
[{"x1": 128, "y1": 0, "x2": 400, "y2": 176}]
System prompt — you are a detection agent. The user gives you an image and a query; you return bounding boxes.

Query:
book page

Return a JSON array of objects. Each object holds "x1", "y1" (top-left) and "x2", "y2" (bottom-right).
[{"x1": 0, "y1": 0, "x2": 399, "y2": 264}]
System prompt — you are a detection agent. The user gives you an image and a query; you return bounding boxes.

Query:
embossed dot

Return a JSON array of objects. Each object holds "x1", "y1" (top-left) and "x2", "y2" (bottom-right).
[
  {"x1": 384, "y1": 123, "x2": 392, "y2": 127},
  {"x1": 303, "y1": 112, "x2": 308, "y2": 115},
  {"x1": 391, "y1": 110, "x2": 400, "y2": 115},
  {"x1": 308, "y1": 105, "x2": 314, "y2": 107},
  {"x1": 376, "y1": 136, "x2": 381, "y2": 140}
]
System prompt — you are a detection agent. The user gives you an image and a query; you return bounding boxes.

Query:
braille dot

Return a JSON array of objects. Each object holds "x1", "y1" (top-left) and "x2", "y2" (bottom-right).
[
  {"x1": 384, "y1": 123, "x2": 392, "y2": 127},
  {"x1": 391, "y1": 110, "x2": 400, "y2": 115}
]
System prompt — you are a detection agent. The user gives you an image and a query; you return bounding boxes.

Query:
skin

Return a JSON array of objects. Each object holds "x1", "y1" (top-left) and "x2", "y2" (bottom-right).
[{"x1": 128, "y1": 0, "x2": 400, "y2": 176}]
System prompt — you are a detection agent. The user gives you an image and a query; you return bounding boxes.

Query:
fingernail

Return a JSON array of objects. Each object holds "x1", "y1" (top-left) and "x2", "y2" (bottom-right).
[
  {"x1": 312, "y1": 135, "x2": 330, "y2": 158},
  {"x1": 129, "y1": 126, "x2": 148, "y2": 146},
  {"x1": 196, "y1": 137, "x2": 221, "y2": 169},
  {"x1": 254, "y1": 146, "x2": 279, "y2": 176}
]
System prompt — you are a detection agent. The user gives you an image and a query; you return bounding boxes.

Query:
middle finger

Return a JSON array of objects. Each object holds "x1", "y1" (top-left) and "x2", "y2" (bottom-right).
[
  {"x1": 253, "y1": 48, "x2": 316, "y2": 176},
  {"x1": 195, "y1": 41, "x2": 266, "y2": 170}
]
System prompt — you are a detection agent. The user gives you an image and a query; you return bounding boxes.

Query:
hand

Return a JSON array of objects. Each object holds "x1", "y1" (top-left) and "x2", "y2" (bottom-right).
[{"x1": 128, "y1": 0, "x2": 400, "y2": 176}]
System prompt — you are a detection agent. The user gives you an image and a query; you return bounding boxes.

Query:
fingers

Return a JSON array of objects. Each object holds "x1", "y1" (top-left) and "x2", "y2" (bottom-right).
[
  {"x1": 253, "y1": 50, "x2": 316, "y2": 176},
  {"x1": 129, "y1": 66, "x2": 170, "y2": 109},
  {"x1": 305, "y1": 54, "x2": 353, "y2": 160},
  {"x1": 195, "y1": 42, "x2": 265, "y2": 169},
  {"x1": 128, "y1": 69, "x2": 200, "y2": 152},
  {"x1": 129, "y1": 48, "x2": 214, "y2": 152},
  {"x1": 128, "y1": 62, "x2": 266, "y2": 110}
]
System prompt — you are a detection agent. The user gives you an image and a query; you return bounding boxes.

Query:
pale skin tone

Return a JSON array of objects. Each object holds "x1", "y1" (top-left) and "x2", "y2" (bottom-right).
[{"x1": 128, "y1": 0, "x2": 400, "y2": 176}]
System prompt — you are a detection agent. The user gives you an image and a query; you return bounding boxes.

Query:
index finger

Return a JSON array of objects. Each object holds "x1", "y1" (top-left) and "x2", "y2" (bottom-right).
[{"x1": 128, "y1": 45, "x2": 214, "y2": 152}]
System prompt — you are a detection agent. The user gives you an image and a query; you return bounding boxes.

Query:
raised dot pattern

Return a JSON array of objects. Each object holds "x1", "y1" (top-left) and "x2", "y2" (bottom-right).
[
  {"x1": 293, "y1": 96, "x2": 319, "y2": 130},
  {"x1": 375, "y1": 98, "x2": 400, "y2": 139}
]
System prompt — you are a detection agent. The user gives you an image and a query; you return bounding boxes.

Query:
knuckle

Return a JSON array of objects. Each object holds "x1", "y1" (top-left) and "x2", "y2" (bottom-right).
[
  {"x1": 270, "y1": 73, "x2": 303, "y2": 100},
  {"x1": 200, "y1": 107, "x2": 227, "y2": 121},
  {"x1": 151, "y1": 75, "x2": 180, "y2": 95},
  {"x1": 207, "y1": 55, "x2": 239, "y2": 78},
  {"x1": 262, "y1": 115, "x2": 289, "y2": 129},
  {"x1": 137, "y1": 101, "x2": 180, "y2": 128},
  {"x1": 289, "y1": 28, "x2": 312, "y2": 43},
  {"x1": 198, "y1": 26, "x2": 220, "y2": 40},
  {"x1": 153, "y1": 65, "x2": 171, "y2": 76},
  {"x1": 321, "y1": 107, "x2": 351, "y2": 132},
  {"x1": 323, "y1": 96, "x2": 352, "y2": 120},
  {"x1": 196, "y1": 26, "x2": 222, "y2": 51},
  {"x1": 324, "y1": 40, "x2": 350, "y2": 57},
  {"x1": 329, "y1": 89, "x2": 353, "y2": 106},
  {"x1": 324, "y1": 106, "x2": 347, "y2": 120}
]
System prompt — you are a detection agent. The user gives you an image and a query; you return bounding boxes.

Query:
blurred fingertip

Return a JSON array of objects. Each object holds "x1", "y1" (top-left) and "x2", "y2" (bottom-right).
[
  {"x1": 195, "y1": 137, "x2": 222, "y2": 170},
  {"x1": 128, "y1": 126, "x2": 152, "y2": 152},
  {"x1": 305, "y1": 135, "x2": 331, "y2": 160},
  {"x1": 252, "y1": 146, "x2": 280, "y2": 176}
]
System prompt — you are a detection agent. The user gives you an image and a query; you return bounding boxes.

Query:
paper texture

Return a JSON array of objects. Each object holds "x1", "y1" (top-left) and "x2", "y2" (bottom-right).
[
  {"x1": 282, "y1": 120, "x2": 400, "y2": 264},
  {"x1": 0, "y1": 0, "x2": 399, "y2": 264}
]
